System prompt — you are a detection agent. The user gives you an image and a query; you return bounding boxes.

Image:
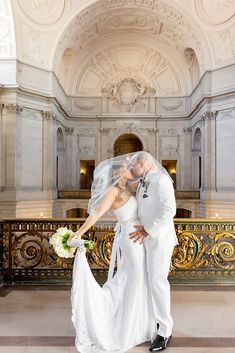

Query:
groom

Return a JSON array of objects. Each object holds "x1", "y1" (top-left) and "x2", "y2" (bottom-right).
[{"x1": 128, "y1": 151, "x2": 179, "y2": 352}]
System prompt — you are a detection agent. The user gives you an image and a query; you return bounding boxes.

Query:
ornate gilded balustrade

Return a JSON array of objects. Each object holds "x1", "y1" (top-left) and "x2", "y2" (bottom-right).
[
  {"x1": 58, "y1": 190, "x2": 200, "y2": 200},
  {"x1": 0, "y1": 218, "x2": 234, "y2": 285}
]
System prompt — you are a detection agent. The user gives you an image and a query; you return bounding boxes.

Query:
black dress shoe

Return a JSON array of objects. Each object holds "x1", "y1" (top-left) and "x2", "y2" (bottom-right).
[{"x1": 149, "y1": 334, "x2": 172, "y2": 351}]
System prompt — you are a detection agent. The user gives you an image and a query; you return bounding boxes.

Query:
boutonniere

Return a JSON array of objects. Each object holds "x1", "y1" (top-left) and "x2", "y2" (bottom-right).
[{"x1": 141, "y1": 178, "x2": 150, "y2": 198}]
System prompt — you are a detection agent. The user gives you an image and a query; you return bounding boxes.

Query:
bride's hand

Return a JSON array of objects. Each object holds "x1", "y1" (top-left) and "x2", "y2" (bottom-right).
[{"x1": 68, "y1": 231, "x2": 82, "y2": 241}]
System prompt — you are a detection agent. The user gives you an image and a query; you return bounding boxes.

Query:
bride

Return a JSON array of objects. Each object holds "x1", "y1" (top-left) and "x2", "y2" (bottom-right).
[{"x1": 67, "y1": 153, "x2": 156, "y2": 353}]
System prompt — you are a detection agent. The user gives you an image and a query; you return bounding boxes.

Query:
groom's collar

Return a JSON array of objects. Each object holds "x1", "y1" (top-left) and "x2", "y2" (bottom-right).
[{"x1": 143, "y1": 169, "x2": 155, "y2": 180}]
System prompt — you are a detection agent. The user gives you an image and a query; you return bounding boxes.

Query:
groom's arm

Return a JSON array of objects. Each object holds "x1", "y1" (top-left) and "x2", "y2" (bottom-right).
[{"x1": 144, "y1": 176, "x2": 176, "y2": 239}]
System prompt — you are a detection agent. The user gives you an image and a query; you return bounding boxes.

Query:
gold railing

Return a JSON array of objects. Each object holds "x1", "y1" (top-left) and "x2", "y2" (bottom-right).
[
  {"x1": 58, "y1": 190, "x2": 200, "y2": 200},
  {"x1": 0, "y1": 218, "x2": 234, "y2": 285}
]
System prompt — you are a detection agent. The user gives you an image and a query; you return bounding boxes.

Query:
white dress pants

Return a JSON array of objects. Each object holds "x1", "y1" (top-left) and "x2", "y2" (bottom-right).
[{"x1": 144, "y1": 236, "x2": 175, "y2": 337}]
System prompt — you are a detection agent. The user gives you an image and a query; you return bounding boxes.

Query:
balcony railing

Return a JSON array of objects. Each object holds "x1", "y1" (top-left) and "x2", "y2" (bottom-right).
[
  {"x1": 0, "y1": 218, "x2": 234, "y2": 285},
  {"x1": 58, "y1": 190, "x2": 200, "y2": 200}
]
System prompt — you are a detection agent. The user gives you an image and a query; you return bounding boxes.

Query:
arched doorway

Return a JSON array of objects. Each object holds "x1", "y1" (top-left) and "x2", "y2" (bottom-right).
[
  {"x1": 66, "y1": 208, "x2": 88, "y2": 218},
  {"x1": 176, "y1": 208, "x2": 192, "y2": 218},
  {"x1": 113, "y1": 133, "x2": 143, "y2": 156}
]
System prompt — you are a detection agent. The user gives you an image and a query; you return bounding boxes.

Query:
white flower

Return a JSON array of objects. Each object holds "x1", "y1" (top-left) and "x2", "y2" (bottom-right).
[{"x1": 49, "y1": 227, "x2": 76, "y2": 258}]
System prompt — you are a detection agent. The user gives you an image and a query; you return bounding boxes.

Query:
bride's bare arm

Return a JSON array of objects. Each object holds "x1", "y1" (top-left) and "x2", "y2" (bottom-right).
[{"x1": 70, "y1": 187, "x2": 119, "y2": 239}]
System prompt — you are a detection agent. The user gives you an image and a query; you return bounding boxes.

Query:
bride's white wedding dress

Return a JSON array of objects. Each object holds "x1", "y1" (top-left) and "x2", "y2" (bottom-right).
[{"x1": 69, "y1": 195, "x2": 156, "y2": 353}]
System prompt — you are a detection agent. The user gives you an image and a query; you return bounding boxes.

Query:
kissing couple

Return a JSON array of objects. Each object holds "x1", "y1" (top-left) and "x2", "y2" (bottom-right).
[{"x1": 67, "y1": 151, "x2": 179, "y2": 353}]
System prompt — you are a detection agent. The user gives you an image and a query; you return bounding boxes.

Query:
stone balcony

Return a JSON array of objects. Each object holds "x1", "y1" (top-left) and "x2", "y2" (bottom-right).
[{"x1": 57, "y1": 190, "x2": 200, "y2": 200}]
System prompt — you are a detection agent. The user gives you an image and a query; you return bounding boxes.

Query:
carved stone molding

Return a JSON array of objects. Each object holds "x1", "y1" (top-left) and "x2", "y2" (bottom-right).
[
  {"x1": 159, "y1": 100, "x2": 183, "y2": 111},
  {"x1": 77, "y1": 128, "x2": 96, "y2": 136},
  {"x1": 76, "y1": 105, "x2": 96, "y2": 111},
  {"x1": 5, "y1": 104, "x2": 24, "y2": 114},
  {"x1": 218, "y1": 108, "x2": 235, "y2": 121}
]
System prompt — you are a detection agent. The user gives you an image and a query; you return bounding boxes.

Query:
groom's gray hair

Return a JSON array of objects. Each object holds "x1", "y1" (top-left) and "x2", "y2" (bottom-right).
[{"x1": 132, "y1": 151, "x2": 155, "y2": 166}]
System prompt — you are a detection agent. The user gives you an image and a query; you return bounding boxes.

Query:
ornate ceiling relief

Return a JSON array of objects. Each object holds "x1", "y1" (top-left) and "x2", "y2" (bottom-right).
[
  {"x1": 0, "y1": 0, "x2": 16, "y2": 57},
  {"x1": 57, "y1": 48, "x2": 76, "y2": 84},
  {"x1": 17, "y1": 0, "x2": 65, "y2": 25},
  {"x1": 211, "y1": 26, "x2": 235, "y2": 64},
  {"x1": 195, "y1": 0, "x2": 235, "y2": 25},
  {"x1": 69, "y1": 45, "x2": 184, "y2": 96},
  {"x1": 102, "y1": 77, "x2": 155, "y2": 113},
  {"x1": 21, "y1": 26, "x2": 45, "y2": 65},
  {"x1": 53, "y1": 0, "x2": 211, "y2": 95}
]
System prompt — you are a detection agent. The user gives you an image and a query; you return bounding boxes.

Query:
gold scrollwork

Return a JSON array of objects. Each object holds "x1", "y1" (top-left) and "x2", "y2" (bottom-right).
[
  {"x1": 91, "y1": 231, "x2": 114, "y2": 268},
  {"x1": 207, "y1": 232, "x2": 235, "y2": 270},
  {"x1": 171, "y1": 231, "x2": 209, "y2": 270},
  {"x1": 12, "y1": 232, "x2": 54, "y2": 268}
]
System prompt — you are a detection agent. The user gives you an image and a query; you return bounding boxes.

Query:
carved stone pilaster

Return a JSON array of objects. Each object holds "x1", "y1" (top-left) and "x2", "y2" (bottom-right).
[
  {"x1": 41, "y1": 110, "x2": 57, "y2": 121},
  {"x1": 201, "y1": 111, "x2": 218, "y2": 124},
  {"x1": 183, "y1": 127, "x2": 192, "y2": 134},
  {"x1": 146, "y1": 128, "x2": 158, "y2": 135},
  {"x1": 16, "y1": 105, "x2": 24, "y2": 115},
  {"x1": 99, "y1": 128, "x2": 110, "y2": 134},
  {"x1": 5, "y1": 104, "x2": 17, "y2": 113},
  {"x1": 65, "y1": 127, "x2": 74, "y2": 135}
]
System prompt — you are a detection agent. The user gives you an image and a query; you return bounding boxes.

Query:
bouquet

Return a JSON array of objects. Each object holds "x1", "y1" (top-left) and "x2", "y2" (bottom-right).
[{"x1": 49, "y1": 227, "x2": 94, "y2": 258}]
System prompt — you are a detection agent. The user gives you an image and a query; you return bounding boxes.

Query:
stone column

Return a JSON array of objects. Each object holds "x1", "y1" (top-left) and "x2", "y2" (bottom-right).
[
  {"x1": 0, "y1": 104, "x2": 22, "y2": 217},
  {"x1": 183, "y1": 127, "x2": 192, "y2": 190},
  {"x1": 64, "y1": 127, "x2": 74, "y2": 189},
  {"x1": 42, "y1": 111, "x2": 57, "y2": 199},
  {"x1": 99, "y1": 127, "x2": 110, "y2": 162},
  {"x1": 2, "y1": 104, "x2": 22, "y2": 195},
  {"x1": 201, "y1": 111, "x2": 217, "y2": 193}
]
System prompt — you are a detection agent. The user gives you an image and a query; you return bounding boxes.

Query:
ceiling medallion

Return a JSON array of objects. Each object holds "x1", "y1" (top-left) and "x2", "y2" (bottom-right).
[{"x1": 107, "y1": 77, "x2": 155, "y2": 112}]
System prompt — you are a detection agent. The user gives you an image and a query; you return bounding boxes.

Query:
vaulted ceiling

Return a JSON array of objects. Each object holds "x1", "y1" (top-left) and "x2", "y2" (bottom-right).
[{"x1": 2, "y1": 0, "x2": 235, "y2": 97}]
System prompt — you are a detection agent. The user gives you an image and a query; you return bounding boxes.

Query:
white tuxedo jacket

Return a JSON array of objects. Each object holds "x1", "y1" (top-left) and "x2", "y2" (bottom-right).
[{"x1": 136, "y1": 170, "x2": 179, "y2": 246}]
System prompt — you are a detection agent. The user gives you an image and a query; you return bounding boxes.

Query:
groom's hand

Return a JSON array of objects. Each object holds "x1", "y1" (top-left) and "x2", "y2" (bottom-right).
[{"x1": 129, "y1": 225, "x2": 149, "y2": 244}]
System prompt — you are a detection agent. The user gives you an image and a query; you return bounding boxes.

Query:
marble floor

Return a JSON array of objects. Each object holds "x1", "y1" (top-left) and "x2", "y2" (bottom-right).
[{"x1": 0, "y1": 285, "x2": 235, "y2": 353}]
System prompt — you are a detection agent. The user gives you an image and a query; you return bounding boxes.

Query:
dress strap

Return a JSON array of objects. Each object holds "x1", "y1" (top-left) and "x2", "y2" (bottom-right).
[{"x1": 107, "y1": 222, "x2": 122, "y2": 281}]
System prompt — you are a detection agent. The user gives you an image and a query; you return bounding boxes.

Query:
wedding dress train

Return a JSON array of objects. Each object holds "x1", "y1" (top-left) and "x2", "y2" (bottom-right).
[{"x1": 69, "y1": 195, "x2": 156, "y2": 353}]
